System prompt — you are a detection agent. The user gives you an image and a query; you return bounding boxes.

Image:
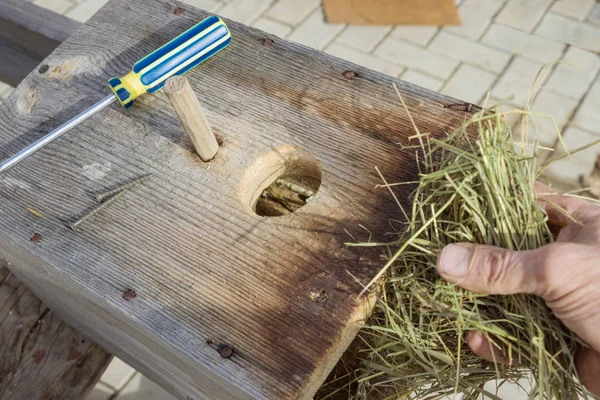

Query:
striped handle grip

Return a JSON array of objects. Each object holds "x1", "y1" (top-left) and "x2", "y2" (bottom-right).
[{"x1": 108, "y1": 16, "x2": 231, "y2": 109}]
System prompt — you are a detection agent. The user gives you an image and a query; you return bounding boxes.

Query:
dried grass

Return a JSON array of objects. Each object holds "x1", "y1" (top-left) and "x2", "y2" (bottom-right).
[{"x1": 317, "y1": 72, "x2": 599, "y2": 400}]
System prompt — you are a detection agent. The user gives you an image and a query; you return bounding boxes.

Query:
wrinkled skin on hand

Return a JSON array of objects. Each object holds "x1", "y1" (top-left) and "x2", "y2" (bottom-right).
[{"x1": 436, "y1": 183, "x2": 600, "y2": 396}]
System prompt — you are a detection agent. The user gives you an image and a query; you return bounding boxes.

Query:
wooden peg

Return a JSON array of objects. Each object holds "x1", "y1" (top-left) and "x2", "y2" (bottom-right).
[{"x1": 164, "y1": 76, "x2": 219, "y2": 161}]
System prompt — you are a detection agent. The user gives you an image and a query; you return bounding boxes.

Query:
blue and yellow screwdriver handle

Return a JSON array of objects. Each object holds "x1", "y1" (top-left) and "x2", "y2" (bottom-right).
[{"x1": 108, "y1": 15, "x2": 230, "y2": 109}]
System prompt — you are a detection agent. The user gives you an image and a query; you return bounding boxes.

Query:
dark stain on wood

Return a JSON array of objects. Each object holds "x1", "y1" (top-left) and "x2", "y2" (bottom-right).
[
  {"x1": 67, "y1": 346, "x2": 83, "y2": 362},
  {"x1": 33, "y1": 349, "x2": 46, "y2": 365},
  {"x1": 443, "y1": 102, "x2": 481, "y2": 113}
]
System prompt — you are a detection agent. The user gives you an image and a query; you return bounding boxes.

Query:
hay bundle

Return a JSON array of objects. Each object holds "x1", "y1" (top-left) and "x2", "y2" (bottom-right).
[{"x1": 319, "y1": 90, "x2": 597, "y2": 399}]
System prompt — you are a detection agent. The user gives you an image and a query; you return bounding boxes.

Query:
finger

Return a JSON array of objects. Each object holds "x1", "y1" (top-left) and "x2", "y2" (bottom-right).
[
  {"x1": 534, "y1": 181, "x2": 556, "y2": 194},
  {"x1": 466, "y1": 331, "x2": 518, "y2": 365},
  {"x1": 436, "y1": 243, "x2": 548, "y2": 295},
  {"x1": 534, "y1": 182, "x2": 593, "y2": 224},
  {"x1": 576, "y1": 347, "x2": 600, "y2": 396}
]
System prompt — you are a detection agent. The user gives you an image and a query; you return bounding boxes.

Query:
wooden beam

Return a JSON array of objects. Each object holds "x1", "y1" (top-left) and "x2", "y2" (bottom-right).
[
  {"x1": 0, "y1": 42, "x2": 39, "y2": 88},
  {"x1": 0, "y1": 4, "x2": 110, "y2": 398},
  {"x1": 0, "y1": 0, "x2": 474, "y2": 398},
  {"x1": 0, "y1": 0, "x2": 81, "y2": 86},
  {"x1": 0, "y1": 263, "x2": 112, "y2": 399}
]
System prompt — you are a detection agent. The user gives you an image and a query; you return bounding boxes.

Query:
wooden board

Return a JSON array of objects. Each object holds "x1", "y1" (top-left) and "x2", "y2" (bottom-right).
[
  {"x1": 0, "y1": 1, "x2": 473, "y2": 398},
  {"x1": 323, "y1": 0, "x2": 461, "y2": 25},
  {"x1": 0, "y1": 263, "x2": 112, "y2": 399},
  {"x1": 0, "y1": 8, "x2": 110, "y2": 398},
  {"x1": 0, "y1": 0, "x2": 81, "y2": 86}
]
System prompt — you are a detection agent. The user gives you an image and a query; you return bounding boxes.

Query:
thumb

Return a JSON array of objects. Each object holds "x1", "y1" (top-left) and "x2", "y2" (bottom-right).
[{"x1": 436, "y1": 243, "x2": 548, "y2": 295}]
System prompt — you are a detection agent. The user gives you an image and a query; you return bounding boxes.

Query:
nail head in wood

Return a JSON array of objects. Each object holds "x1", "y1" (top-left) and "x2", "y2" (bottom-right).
[{"x1": 164, "y1": 76, "x2": 219, "y2": 162}]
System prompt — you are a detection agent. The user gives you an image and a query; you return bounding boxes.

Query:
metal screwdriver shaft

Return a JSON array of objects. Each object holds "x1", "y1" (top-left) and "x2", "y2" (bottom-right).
[
  {"x1": 0, "y1": 16, "x2": 231, "y2": 174},
  {"x1": 0, "y1": 96, "x2": 116, "y2": 174}
]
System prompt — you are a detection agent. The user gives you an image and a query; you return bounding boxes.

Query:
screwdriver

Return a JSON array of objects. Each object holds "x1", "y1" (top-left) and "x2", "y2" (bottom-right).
[{"x1": 0, "y1": 15, "x2": 231, "y2": 174}]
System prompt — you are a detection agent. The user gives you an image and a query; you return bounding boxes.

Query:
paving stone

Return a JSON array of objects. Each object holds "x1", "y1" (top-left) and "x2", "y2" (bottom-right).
[
  {"x1": 588, "y1": 3, "x2": 600, "y2": 27},
  {"x1": 481, "y1": 23, "x2": 565, "y2": 63},
  {"x1": 477, "y1": 379, "x2": 533, "y2": 400},
  {"x1": 218, "y1": 0, "x2": 274, "y2": 24},
  {"x1": 400, "y1": 70, "x2": 444, "y2": 92},
  {"x1": 572, "y1": 80, "x2": 600, "y2": 134},
  {"x1": 535, "y1": 12, "x2": 600, "y2": 52},
  {"x1": 390, "y1": 26, "x2": 439, "y2": 46},
  {"x1": 99, "y1": 358, "x2": 136, "y2": 391},
  {"x1": 264, "y1": 0, "x2": 320, "y2": 26},
  {"x1": 325, "y1": 43, "x2": 404, "y2": 77},
  {"x1": 528, "y1": 89, "x2": 579, "y2": 147},
  {"x1": 85, "y1": 383, "x2": 115, "y2": 400},
  {"x1": 544, "y1": 126, "x2": 600, "y2": 190},
  {"x1": 428, "y1": 31, "x2": 511, "y2": 74},
  {"x1": 545, "y1": 46, "x2": 600, "y2": 100},
  {"x1": 492, "y1": 57, "x2": 545, "y2": 106},
  {"x1": 180, "y1": 0, "x2": 222, "y2": 12},
  {"x1": 336, "y1": 25, "x2": 391, "y2": 53},
  {"x1": 287, "y1": 7, "x2": 344, "y2": 50},
  {"x1": 495, "y1": 0, "x2": 553, "y2": 32},
  {"x1": 252, "y1": 17, "x2": 292, "y2": 38},
  {"x1": 375, "y1": 37, "x2": 459, "y2": 79},
  {"x1": 488, "y1": 97, "x2": 524, "y2": 131},
  {"x1": 33, "y1": 0, "x2": 73, "y2": 14},
  {"x1": 551, "y1": 0, "x2": 596, "y2": 21},
  {"x1": 440, "y1": 64, "x2": 497, "y2": 104},
  {"x1": 65, "y1": 0, "x2": 108, "y2": 22},
  {"x1": 445, "y1": 0, "x2": 502, "y2": 39},
  {"x1": 115, "y1": 374, "x2": 177, "y2": 400}
]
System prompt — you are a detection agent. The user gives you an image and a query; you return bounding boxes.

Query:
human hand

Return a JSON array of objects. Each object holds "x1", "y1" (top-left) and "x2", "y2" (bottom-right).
[{"x1": 436, "y1": 183, "x2": 600, "y2": 395}]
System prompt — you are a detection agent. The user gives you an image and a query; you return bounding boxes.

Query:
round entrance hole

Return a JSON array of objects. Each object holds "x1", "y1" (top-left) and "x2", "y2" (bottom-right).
[{"x1": 239, "y1": 146, "x2": 322, "y2": 217}]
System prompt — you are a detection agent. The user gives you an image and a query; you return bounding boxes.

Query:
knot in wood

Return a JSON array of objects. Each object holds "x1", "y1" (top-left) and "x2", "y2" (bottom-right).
[{"x1": 262, "y1": 38, "x2": 274, "y2": 46}]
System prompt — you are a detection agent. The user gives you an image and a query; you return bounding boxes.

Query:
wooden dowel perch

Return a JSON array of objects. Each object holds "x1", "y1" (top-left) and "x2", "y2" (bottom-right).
[{"x1": 164, "y1": 76, "x2": 219, "y2": 161}]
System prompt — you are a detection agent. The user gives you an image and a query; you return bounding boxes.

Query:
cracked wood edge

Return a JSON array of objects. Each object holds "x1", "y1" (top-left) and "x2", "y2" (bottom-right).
[{"x1": 0, "y1": 263, "x2": 112, "y2": 400}]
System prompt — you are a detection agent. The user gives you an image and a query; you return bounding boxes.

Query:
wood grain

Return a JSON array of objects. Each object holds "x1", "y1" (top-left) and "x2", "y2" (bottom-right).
[
  {"x1": 0, "y1": 0, "x2": 474, "y2": 398},
  {"x1": 0, "y1": 263, "x2": 112, "y2": 400},
  {"x1": 0, "y1": 0, "x2": 81, "y2": 86},
  {"x1": 322, "y1": 0, "x2": 461, "y2": 25}
]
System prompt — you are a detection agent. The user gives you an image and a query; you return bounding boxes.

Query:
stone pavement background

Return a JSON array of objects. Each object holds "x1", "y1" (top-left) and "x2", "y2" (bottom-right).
[{"x1": 1, "y1": 0, "x2": 599, "y2": 398}]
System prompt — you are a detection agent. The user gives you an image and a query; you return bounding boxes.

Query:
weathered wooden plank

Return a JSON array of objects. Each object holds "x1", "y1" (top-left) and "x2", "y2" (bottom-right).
[
  {"x1": 0, "y1": 0, "x2": 81, "y2": 86},
  {"x1": 0, "y1": 0, "x2": 473, "y2": 399},
  {"x1": 0, "y1": 262, "x2": 112, "y2": 400},
  {"x1": 0, "y1": 8, "x2": 111, "y2": 396}
]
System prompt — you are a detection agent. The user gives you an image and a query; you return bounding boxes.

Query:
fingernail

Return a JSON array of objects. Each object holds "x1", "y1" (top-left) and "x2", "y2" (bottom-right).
[{"x1": 437, "y1": 244, "x2": 472, "y2": 278}]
